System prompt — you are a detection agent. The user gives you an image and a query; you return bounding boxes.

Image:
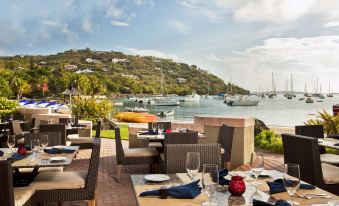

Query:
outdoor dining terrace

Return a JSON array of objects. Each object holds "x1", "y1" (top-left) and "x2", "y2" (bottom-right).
[{"x1": 0, "y1": 113, "x2": 338, "y2": 206}]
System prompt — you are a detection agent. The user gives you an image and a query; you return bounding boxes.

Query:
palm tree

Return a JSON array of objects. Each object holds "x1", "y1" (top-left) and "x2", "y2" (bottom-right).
[{"x1": 11, "y1": 76, "x2": 31, "y2": 100}]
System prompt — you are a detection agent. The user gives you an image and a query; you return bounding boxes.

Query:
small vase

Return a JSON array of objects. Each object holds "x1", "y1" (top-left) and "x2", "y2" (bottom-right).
[
  {"x1": 17, "y1": 145, "x2": 27, "y2": 156},
  {"x1": 228, "y1": 176, "x2": 246, "y2": 196}
]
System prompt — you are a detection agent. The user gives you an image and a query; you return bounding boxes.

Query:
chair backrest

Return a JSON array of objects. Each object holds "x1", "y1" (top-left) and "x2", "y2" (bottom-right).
[
  {"x1": 148, "y1": 122, "x2": 171, "y2": 132},
  {"x1": 85, "y1": 138, "x2": 101, "y2": 194},
  {"x1": 114, "y1": 126, "x2": 125, "y2": 164},
  {"x1": 13, "y1": 113, "x2": 24, "y2": 121},
  {"x1": 94, "y1": 120, "x2": 102, "y2": 138},
  {"x1": 31, "y1": 118, "x2": 37, "y2": 129},
  {"x1": 9, "y1": 120, "x2": 23, "y2": 135},
  {"x1": 0, "y1": 160, "x2": 15, "y2": 206},
  {"x1": 164, "y1": 144, "x2": 221, "y2": 173},
  {"x1": 164, "y1": 132, "x2": 198, "y2": 145},
  {"x1": 39, "y1": 124, "x2": 66, "y2": 145},
  {"x1": 24, "y1": 132, "x2": 62, "y2": 146},
  {"x1": 295, "y1": 125, "x2": 325, "y2": 153},
  {"x1": 217, "y1": 124, "x2": 234, "y2": 163},
  {"x1": 282, "y1": 133, "x2": 323, "y2": 186}
]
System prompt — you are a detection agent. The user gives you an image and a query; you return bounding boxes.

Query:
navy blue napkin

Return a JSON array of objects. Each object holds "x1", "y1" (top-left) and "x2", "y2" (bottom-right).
[
  {"x1": 334, "y1": 143, "x2": 339, "y2": 146},
  {"x1": 44, "y1": 148, "x2": 76, "y2": 154},
  {"x1": 267, "y1": 179, "x2": 315, "y2": 194},
  {"x1": 11, "y1": 153, "x2": 27, "y2": 161},
  {"x1": 211, "y1": 169, "x2": 229, "y2": 186},
  {"x1": 0, "y1": 150, "x2": 4, "y2": 156},
  {"x1": 139, "y1": 180, "x2": 202, "y2": 199},
  {"x1": 253, "y1": 199, "x2": 291, "y2": 206}
]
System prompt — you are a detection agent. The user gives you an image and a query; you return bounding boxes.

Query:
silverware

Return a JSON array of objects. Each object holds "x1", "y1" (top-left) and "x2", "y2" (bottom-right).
[{"x1": 296, "y1": 193, "x2": 332, "y2": 199}]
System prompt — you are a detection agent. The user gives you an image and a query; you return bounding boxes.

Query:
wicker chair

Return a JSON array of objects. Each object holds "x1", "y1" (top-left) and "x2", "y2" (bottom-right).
[
  {"x1": 39, "y1": 124, "x2": 70, "y2": 146},
  {"x1": 24, "y1": 132, "x2": 62, "y2": 146},
  {"x1": 114, "y1": 126, "x2": 159, "y2": 182},
  {"x1": 217, "y1": 124, "x2": 234, "y2": 168},
  {"x1": 164, "y1": 131, "x2": 198, "y2": 145},
  {"x1": 9, "y1": 120, "x2": 29, "y2": 145},
  {"x1": 0, "y1": 159, "x2": 35, "y2": 206},
  {"x1": 282, "y1": 133, "x2": 339, "y2": 195},
  {"x1": 31, "y1": 138, "x2": 101, "y2": 206},
  {"x1": 295, "y1": 125, "x2": 339, "y2": 165},
  {"x1": 163, "y1": 144, "x2": 221, "y2": 174},
  {"x1": 68, "y1": 120, "x2": 102, "y2": 149}
]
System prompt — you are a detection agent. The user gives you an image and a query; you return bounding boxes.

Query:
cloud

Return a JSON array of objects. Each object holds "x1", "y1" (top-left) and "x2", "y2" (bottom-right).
[
  {"x1": 167, "y1": 19, "x2": 189, "y2": 34},
  {"x1": 324, "y1": 21, "x2": 339, "y2": 28},
  {"x1": 123, "y1": 47, "x2": 179, "y2": 60},
  {"x1": 111, "y1": 20, "x2": 130, "y2": 27},
  {"x1": 82, "y1": 17, "x2": 93, "y2": 33},
  {"x1": 0, "y1": 48, "x2": 11, "y2": 56},
  {"x1": 133, "y1": 0, "x2": 154, "y2": 6},
  {"x1": 177, "y1": 0, "x2": 225, "y2": 22}
]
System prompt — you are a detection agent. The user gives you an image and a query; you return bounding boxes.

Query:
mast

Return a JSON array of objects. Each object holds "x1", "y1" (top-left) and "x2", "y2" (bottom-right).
[
  {"x1": 272, "y1": 72, "x2": 276, "y2": 95},
  {"x1": 290, "y1": 74, "x2": 293, "y2": 96},
  {"x1": 329, "y1": 81, "x2": 331, "y2": 94}
]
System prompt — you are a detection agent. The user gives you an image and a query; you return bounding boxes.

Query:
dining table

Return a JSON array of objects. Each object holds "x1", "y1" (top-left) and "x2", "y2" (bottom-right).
[
  {"x1": 318, "y1": 138, "x2": 339, "y2": 150},
  {"x1": 131, "y1": 170, "x2": 338, "y2": 206}
]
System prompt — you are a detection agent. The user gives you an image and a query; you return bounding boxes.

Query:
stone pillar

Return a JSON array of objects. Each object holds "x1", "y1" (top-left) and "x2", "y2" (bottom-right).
[{"x1": 194, "y1": 115, "x2": 255, "y2": 169}]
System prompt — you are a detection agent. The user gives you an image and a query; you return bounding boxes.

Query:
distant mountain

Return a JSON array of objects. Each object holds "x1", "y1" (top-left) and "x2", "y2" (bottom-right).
[{"x1": 0, "y1": 49, "x2": 249, "y2": 98}]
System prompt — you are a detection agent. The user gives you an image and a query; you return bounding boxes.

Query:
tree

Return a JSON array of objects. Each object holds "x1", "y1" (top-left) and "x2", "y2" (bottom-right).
[
  {"x1": 72, "y1": 75, "x2": 91, "y2": 95},
  {"x1": 11, "y1": 77, "x2": 31, "y2": 100},
  {"x1": 0, "y1": 77, "x2": 12, "y2": 98}
]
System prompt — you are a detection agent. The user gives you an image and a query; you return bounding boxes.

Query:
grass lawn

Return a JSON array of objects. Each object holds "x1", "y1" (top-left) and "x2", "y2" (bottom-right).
[{"x1": 92, "y1": 124, "x2": 129, "y2": 140}]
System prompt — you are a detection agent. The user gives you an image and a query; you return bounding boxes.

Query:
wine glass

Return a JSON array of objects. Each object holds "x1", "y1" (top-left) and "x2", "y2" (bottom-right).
[
  {"x1": 40, "y1": 135, "x2": 49, "y2": 151},
  {"x1": 158, "y1": 123, "x2": 164, "y2": 135},
  {"x1": 202, "y1": 164, "x2": 218, "y2": 206},
  {"x1": 283, "y1": 163, "x2": 300, "y2": 205},
  {"x1": 8, "y1": 114, "x2": 14, "y2": 121},
  {"x1": 48, "y1": 117, "x2": 53, "y2": 124},
  {"x1": 31, "y1": 139, "x2": 40, "y2": 158},
  {"x1": 67, "y1": 118, "x2": 72, "y2": 127},
  {"x1": 151, "y1": 122, "x2": 157, "y2": 133},
  {"x1": 250, "y1": 152, "x2": 264, "y2": 186},
  {"x1": 185, "y1": 152, "x2": 200, "y2": 181},
  {"x1": 7, "y1": 135, "x2": 16, "y2": 153},
  {"x1": 71, "y1": 116, "x2": 75, "y2": 126}
]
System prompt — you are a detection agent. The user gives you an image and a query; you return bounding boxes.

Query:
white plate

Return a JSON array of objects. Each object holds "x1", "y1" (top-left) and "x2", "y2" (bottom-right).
[
  {"x1": 49, "y1": 156, "x2": 67, "y2": 162},
  {"x1": 144, "y1": 174, "x2": 170, "y2": 182},
  {"x1": 52, "y1": 145, "x2": 65, "y2": 150}
]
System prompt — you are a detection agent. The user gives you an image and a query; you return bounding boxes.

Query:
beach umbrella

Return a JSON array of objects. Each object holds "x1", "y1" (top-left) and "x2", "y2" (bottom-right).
[{"x1": 61, "y1": 87, "x2": 81, "y2": 104}]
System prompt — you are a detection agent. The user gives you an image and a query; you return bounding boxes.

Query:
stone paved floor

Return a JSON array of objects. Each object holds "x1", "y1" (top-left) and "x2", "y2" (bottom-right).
[{"x1": 48, "y1": 138, "x2": 283, "y2": 206}]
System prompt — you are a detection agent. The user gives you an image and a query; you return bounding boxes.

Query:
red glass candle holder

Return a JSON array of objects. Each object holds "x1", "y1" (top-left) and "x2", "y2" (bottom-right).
[{"x1": 228, "y1": 176, "x2": 246, "y2": 196}]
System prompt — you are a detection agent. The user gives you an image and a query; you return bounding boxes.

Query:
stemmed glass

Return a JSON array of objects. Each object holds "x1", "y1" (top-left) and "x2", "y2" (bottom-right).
[
  {"x1": 158, "y1": 123, "x2": 164, "y2": 135},
  {"x1": 152, "y1": 122, "x2": 157, "y2": 133},
  {"x1": 40, "y1": 135, "x2": 49, "y2": 151},
  {"x1": 67, "y1": 118, "x2": 72, "y2": 127},
  {"x1": 202, "y1": 164, "x2": 218, "y2": 206},
  {"x1": 185, "y1": 152, "x2": 200, "y2": 181},
  {"x1": 31, "y1": 139, "x2": 40, "y2": 158},
  {"x1": 48, "y1": 117, "x2": 53, "y2": 124},
  {"x1": 7, "y1": 135, "x2": 16, "y2": 153},
  {"x1": 8, "y1": 114, "x2": 14, "y2": 121},
  {"x1": 250, "y1": 152, "x2": 264, "y2": 186},
  {"x1": 283, "y1": 163, "x2": 300, "y2": 206}
]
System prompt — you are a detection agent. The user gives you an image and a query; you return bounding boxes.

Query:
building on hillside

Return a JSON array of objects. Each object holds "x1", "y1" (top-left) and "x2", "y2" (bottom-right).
[
  {"x1": 75, "y1": 69, "x2": 94, "y2": 74},
  {"x1": 177, "y1": 77, "x2": 187, "y2": 83},
  {"x1": 39, "y1": 61, "x2": 47, "y2": 65},
  {"x1": 85, "y1": 58, "x2": 101, "y2": 63},
  {"x1": 112, "y1": 58, "x2": 129, "y2": 64},
  {"x1": 64, "y1": 64, "x2": 78, "y2": 69},
  {"x1": 101, "y1": 68, "x2": 110, "y2": 72},
  {"x1": 121, "y1": 74, "x2": 139, "y2": 80}
]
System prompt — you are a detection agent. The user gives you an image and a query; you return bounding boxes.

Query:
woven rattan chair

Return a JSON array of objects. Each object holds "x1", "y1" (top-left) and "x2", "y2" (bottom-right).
[
  {"x1": 114, "y1": 126, "x2": 159, "y2": 182},
  {"x1": 9, "y1": 120, "x2": 29, "y2": 145},
  {"x1": 295, "y1": 125, "x2": 339, "y2": 165},
  {"x1": 31, "y1": 138, "x2": 101, "y2": 206},
  {"x1": 39, "y1": 124, "x2": 69, "y2": 146},
  {"x1": 164, "y1": 131, "x2": 198, "y2": 145},
  {"x1": 163, "y1": 144, "x2": 221, "y2": 174},
  {"x1": 0, "y1": 159, "x2": 35, "y2": 206},
  {"x1": 282, "y1": 133, "x2": 339, "y2": 195},
  {"x1": 68, "y1": 120, "x2": 102, "y2": 149},
  {"x1": 217, "y1": 124, "x2": 234, "y2": 168}
]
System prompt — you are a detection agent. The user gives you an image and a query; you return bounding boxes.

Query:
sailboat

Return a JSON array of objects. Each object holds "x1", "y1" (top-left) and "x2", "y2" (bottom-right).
[
  {"x1": 286, "y1": 74, "x2": 295, "y2": 99},
  {"x1": 152, "y1": 68, "x2": 180, "y2": 106},
  {"x1": 268, "y1": 72, "x2": 277, "y2": 98},
  {"x1": 327, "y1": 81, "x2": 333, "y2": 97},
  {"x1": 180, "y1": 91, "x2": 200, "y2": 102}
]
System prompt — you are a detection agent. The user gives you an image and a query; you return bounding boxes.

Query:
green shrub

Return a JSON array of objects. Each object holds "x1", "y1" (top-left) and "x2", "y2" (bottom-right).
[
  {"x1": 0, "y1": 97, "x2": 17, "y2": 121},
  {"x1": 255, "y1": 130, "x2": 283, "y2": 153},
  {"x1": 306, "y1": 110, "x2": 339, "y2": 135}
]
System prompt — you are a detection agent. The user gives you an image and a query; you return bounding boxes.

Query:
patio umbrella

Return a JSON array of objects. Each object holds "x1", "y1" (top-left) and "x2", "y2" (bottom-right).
[{"x1": 61, "y1": 87, "x2": 81, "y2": 104}]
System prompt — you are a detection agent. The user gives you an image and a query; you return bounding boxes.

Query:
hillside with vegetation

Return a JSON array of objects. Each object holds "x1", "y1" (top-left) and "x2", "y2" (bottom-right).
[{"x1": 0, "y1": 48, "x2": 249, "y2": 99}]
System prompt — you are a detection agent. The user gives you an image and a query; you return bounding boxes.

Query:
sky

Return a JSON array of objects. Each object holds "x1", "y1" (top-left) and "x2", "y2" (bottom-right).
[{"x1": 1, "y1": 0, "x2": 339, "y2": 92}]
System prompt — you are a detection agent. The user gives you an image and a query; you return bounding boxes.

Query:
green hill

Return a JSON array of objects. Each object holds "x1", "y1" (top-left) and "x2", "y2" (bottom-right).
[{"x1": 0, "y1": 48, "x2": 249, "y2": 99}]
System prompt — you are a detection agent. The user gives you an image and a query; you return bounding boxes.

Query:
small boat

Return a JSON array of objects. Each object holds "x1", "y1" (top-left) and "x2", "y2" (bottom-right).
[
  {"x1": 152, "y1": 97, "x2": 180, "y2": 106},
  {"x1": 298, "y1": 97, "x2": 305, "y2": 101},
  {"x1": 157, "y1": 110, "x2": 174, "y2": 117},
  {"x1": 114, "y1": 102, "x2": 124, "y2": 106},
  {"x1": 180, "y1": 92, "x2": 200, "y2": 103},
  {"x1": 227, "y1": 96, "x2": 259, "y2": 106},
  {"x1": 305, "y1": 97, "x2": 314, "y2": 103},
  {"x1": 316, "y1": 100, "x2": 324, "y2": 102},
  {"x1": 125, "y1": 107, "x2": 149, "y2": 113}
]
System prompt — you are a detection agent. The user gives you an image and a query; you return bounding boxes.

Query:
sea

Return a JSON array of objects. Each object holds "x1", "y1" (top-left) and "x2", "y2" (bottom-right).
[{"x1": 115, "y1": 95, "x2": 339, "y2": 127}]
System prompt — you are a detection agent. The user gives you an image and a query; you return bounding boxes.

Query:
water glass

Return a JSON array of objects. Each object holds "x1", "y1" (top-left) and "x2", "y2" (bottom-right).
[
  {"x1": 7, "y1": 135, "x2": 16, "y2": 152},
  {"x1": 202, "y1": 164, "x2": 218, "y2": 206},
  {"x1": 31, "y1": 139, "x2": 40, "y2": 158},
  {"x1": 158, "y1": 123, "x2": 164, "y2": 135},
  {"x1": 250, "y1": 152, "x2": 264, "y2": 186},
  {"x1": 8, "y1": 114, "x2": 14, "y2": 121},
  {"x1": 67, "y1": 118, "x2": 72, "y2": 127},
  {"x1": 283, "y1": 163, "x2": 300, "y2": 205},
  {"x1": 40, "y1": 135, "x2": 49, "y2": 150},
  {"x1": 185, "y1": 152, "x2": 200, "y2": 181}
]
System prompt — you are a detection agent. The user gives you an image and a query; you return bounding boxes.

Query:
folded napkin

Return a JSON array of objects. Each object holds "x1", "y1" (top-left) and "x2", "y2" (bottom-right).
[
  {"x1": 253, "y1": 199, "x2": 291, "y2": 206},
  {"x1": 10, "y1": 153, "x2": 27, "y2": 161},
  {"x1": 267, "y1": 179, "x2": 315, "y2": 194},
  {"x1": 139, "y1": 180, "x2": 202, "y2": 199},
  {"x1": 44, "y1": 148, "x2": 76, "y2": 154},
  {"x1": 211, "y1": 169, "x2": 229, "y2": 186},
  {"x1": 0, "y1": 150, "x2": 3, "y2": 156}
]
